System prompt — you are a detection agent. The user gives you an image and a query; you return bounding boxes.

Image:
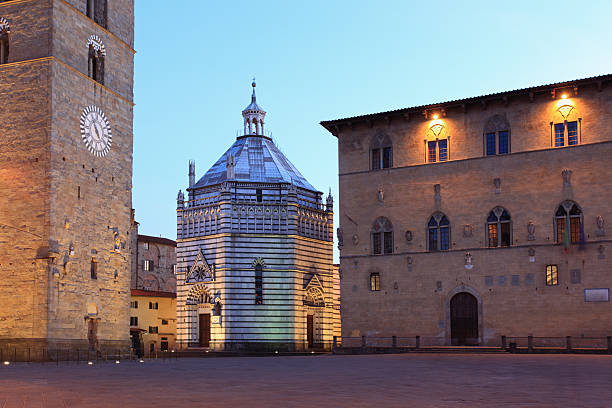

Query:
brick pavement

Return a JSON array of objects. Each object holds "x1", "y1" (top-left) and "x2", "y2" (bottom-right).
[{"x1": 0, "y1": 354, "x2": 611, "y2": 407}]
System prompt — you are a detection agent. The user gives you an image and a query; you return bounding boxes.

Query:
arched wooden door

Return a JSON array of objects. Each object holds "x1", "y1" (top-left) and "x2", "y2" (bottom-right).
[{"x1": 450, "y1": 292, "x2": 478, "y2": 345}]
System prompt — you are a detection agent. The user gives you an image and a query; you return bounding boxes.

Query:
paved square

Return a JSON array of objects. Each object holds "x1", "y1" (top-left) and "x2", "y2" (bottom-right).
[{"x1": 1, "y1": 354, "x2": 611, "y2": 407}]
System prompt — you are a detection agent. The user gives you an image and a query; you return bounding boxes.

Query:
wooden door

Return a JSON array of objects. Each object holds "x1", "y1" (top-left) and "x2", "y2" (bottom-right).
[
  {"x1": 199, "y1": 313, "x2": 211, "y2": 347},
  {"x1": 307, "y1": 314, "x2": 314, "y2": 348},
  {"x1": 450, "y1": 292, "x2": 478, "y2": 345},
  {"x1": 87, "y1": 319, "x2": 98, "y2": 350}
]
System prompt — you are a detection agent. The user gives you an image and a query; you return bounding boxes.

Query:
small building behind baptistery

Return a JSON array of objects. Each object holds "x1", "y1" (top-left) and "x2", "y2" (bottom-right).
[
  {"x1": 175, "y1": 82, "x2": 340, "y2": 351},
  {"x1": 322, "y1": 74, "x2": 612, "y2": 347}
]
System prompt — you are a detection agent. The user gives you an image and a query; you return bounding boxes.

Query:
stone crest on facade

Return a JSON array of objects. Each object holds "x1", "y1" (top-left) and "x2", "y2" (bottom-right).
[
  {"x1": 493, "y1": 178, "x2": 501, "y2": 195},
  {"x1": 562, "y1": 169, "x2": 572, "y2": 188},
  {"x1": 527, "y1": 221, "x2": 535, "y2": 241},
  {"x1": 596, "y1": 215, "x2": 605, "y2": 236},
  {"x1": 186, "y1": 248, "x2": 215, "y2": 283},
  {"x1": 337, "y1": 228, "x2": 344, "y2": 249},
  {"x1": 464, "y1": 252, "x2": 473, "y2": 270},
  {"x1": 352, "y1": 233, "x2": 359, "y2": 246},
  {"x1": 463, "y1": 224, "x2": 473, "y2": 238}
]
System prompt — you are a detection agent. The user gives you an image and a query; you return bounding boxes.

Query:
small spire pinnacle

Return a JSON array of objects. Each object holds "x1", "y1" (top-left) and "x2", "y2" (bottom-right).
[{"x1": 251, "y1": 77, "x2": 256, "y2": 103}]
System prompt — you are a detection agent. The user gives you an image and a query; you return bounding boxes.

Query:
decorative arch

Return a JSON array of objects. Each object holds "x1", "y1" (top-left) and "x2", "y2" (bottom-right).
[
  {"x1": 142, "y1": 274, "x2": 160, "y2": 291},
  {"x1": 87, "y1": 34, "x2": 106, "y2": 56},
  {"x1": 484, "y1": 114, "x2": 510, "y2": 133},
  {"x1": 371, "y1": 216, "x2": 393, "y2": 255},
  {"x1": 185, "y1": 282, "x2": 213, "y2": 305},
  {"x1": 185, "y1": 248, "x2": 215, "y2": 283},
  {"x1": 304, "y1": 286, "x2": 325, "y2": 307},
  {"x1": 427, "y1": 211, "x2": 450, "y2": 251},
  {"x1": 370, "y1": 130, "x2": 393, "y2": 170}
]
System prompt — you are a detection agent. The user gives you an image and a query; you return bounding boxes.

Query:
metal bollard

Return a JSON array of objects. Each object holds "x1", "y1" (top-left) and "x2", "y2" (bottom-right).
[
  {"x1": 415, "y1": 335, "x2": 420, "y2": 349},
  {"x1": 528, "y1": 336, "x2": 533, "y2": 352},
  {"x1": 566, "y1": 336, "x2": 572, "y2": 352},
  {"x1": 501, "y1": 336, "x2": 507, "y2": 350},
  {"x1": 392, "y1": 336, "x2": 397, "y2": 351}
]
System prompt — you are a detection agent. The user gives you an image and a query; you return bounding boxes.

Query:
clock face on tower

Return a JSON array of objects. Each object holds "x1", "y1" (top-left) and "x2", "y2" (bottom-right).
[{"x1": 80, "y1": 105, "x2": 112, "y2": 157}]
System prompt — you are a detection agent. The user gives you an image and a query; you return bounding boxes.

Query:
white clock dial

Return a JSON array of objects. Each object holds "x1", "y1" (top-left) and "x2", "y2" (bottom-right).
[{"x1": 80, "y1": 105, "x2": 112, "y2": 157}]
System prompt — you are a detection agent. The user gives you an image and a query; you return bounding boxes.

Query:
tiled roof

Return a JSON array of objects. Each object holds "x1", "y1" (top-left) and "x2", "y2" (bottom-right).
[
  {"x1": 320, "y1": 73, "x2": 612, "y2": 132},
  {"x1": 193, "y1": 135, "x2": 317, "y2": 191},
  {"x1": 138, "y1": 235, "x2": 176, "y2": 247},
  {"x1": 131, "y1": 289, "x2": 176, "y2": 298}
]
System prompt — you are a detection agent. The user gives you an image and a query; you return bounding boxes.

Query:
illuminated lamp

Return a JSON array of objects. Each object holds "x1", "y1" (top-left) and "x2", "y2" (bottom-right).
[
  {"x1": 3, "y1": 361, "x2": 9, "y2": 366},
  {"x1": 432, "y1": 114, "x2": 439, "y2": 120},
  {"x1": 561, "y1": 94, "x2": 568, "y2": 99},
  {"x1": 88, "y1": 361, "x2": 93, "y2": 365},
  {"x1": 115, "y1": 360, "x2": 120, "y2": 364}
]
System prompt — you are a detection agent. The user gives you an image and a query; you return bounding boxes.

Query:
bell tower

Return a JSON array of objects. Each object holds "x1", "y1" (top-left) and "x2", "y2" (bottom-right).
[{"x1": 0, "y1": 0, "x2": 135, "y2": 356}]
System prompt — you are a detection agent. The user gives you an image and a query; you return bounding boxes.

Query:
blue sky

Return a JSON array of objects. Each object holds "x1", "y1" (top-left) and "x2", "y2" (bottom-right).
[{"x1": 133, "y1": 0, "x2": 612, "y2": 260}]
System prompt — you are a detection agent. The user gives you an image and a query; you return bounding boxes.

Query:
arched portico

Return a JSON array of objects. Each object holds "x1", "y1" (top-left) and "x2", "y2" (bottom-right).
[{"x1": 185, "y1": 283, "x2": 214, "y2": 347}]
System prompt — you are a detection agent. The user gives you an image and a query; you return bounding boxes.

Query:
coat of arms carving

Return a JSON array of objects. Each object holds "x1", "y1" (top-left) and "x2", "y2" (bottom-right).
[{"x1": 186, "y1": 248, "x2": 215, "y2": 283}]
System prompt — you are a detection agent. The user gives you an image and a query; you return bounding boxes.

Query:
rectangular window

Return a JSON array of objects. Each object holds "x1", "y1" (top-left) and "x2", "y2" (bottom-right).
[
  {"x1": 370, "y1": 273, "x2": 380, "y2": 291},
  {"x1": 256, "y1": 189, "x2": 263, "y2": 202},
  {"x1": 130, "y1": 301, "x2": 138, "y2": 309},
  {"x1": 567, "y1": 121, "x2": 578, "y2": 145},
  {"x1": 428, "y1": 228, "x2": 438, "y2": 251},
  {"x1": 144, "y1": 260, "x2": 152, "y2": 271},
  {"x1": 500, "y1": 223, "x2": 511, "y2": 247},
  {"x1": 130, "y1": 317, "x2": 138, "y2": 326},
  {"x1": 554, "y1": 123, "x2": 565, "y2": 147},
  {"x1": 143, "y1": 242, "x2": 149, "y2": 250},
  {"x1": 486, "y1": 132, "x2": 496, "y2": 156},
  {"x1": 372, "y1": 232, "x2": 382, "y2": 255},
  {"x1": 173, "y1": 264, "x2": 177, "y2": 275},
  {"x1": 371, "y1": 148, "x2": 381, "y2": 170},
  {"x1": 570, "y1": 217, "x2": 581, "y2": 243},
  {"x1": 546, "y1": 265, "x2": 558, "y2": 286},
  {"x1": 149, "y1": 326, "x2": 158, "y2": 334},
  {"x1": 438, "y1": 139, "x2": 448, "y2": 162},
  {"x1": 556, "y1": 218, "x2": 566, "y2": 243},
  {"x1": 488, "y1": 224, "x2": 498, "y2": 247},
  {"x1": 428, "y1": 141, "x2": 437, "y2": 163},
  {"x1": 383, "y1": 231, "x2": 393, "y2": 254},
  {"x1": 382, "y1": 147, "x2": 392, "y2": 169},
  {"x1": 161, "y1": 319, "x2": 168, "y2": 325},
  {"x1": 498, "y1": 131, "x2": 509, "y2": 154},
  {"x1": 440, "y1": 226, "x2": 449, "y2": 250}
]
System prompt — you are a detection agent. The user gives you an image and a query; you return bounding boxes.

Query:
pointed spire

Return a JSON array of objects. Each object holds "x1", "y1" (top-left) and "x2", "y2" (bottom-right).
[
  {"x1": 251, "y1": 77, "x2": 257, "y2": 103},
  {"x1": 242, "y1": 79, "x2": 266, "y2": 136}
]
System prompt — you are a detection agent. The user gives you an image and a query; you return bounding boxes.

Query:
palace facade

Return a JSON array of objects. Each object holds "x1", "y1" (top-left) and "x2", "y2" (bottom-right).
[
  {"x1": 175, "y1": 82, "x2": 340, "y2": 351},
  {"x1": 322, "y1": 75, "x2": 612, "y2": 346}
]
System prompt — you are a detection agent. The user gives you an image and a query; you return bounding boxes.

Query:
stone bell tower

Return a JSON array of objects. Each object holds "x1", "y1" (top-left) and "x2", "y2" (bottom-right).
[{"x1": 0, "y1": 0, "x2": 135, "y2": 357}]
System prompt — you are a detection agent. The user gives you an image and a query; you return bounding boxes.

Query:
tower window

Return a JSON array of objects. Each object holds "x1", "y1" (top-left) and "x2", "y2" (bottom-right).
[
  {"x1": 88, "y1": 45, "x2": 105, "y2": 85},
  {"x1": 255, "y1": 264, "x2": 263, "y2": 304},
  {"x1": 144, "y1": 259, "x2": 153, "y2": 271},
  {"x1": 256, "y1": 189, "x2": 263, "y2": 203},
  {"x1": 370, "y1": 273, "x2": 380, "y2": 291},
  {"x1": 0, "y1": 21, "x2": 9, "y2": 65},
  {"x1": 87, "y1": 0, "x2": 107, "y2": 28},
  {"x1": 546, "y1": 265, "x2": 558, "y2": 286},
  {"x1": 90, "y1": 258, "x2": 97, "y2": 279}
]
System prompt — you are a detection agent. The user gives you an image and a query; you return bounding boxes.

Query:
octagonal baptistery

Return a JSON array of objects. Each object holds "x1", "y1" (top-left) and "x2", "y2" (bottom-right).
[{"x1": 175, "y1": 82, "x2": 340, "y2": 351}]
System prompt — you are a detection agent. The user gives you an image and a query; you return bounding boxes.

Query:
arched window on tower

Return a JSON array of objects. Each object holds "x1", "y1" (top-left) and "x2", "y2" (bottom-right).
[
  {"x1": 87, "y1": 0, "x2": 107, "y2": 28},
  {"x1": 427, "y1": 212, "x2": 450, "y2": 251},
  {"x1": 370, "y1": 132, "x2": 392, "y2": 170},
  {"x1": 486, "y1": 207, "x2": 512, "y2": 247},
  {"x1": 0, "y1": 18, "x2": 9, "y2": 65},
  {"x1": 555, "y1": 201, "x2": 583, "y2": 244},
  {"x1": 253, "y1": 258, "x2": 265, "y2": 304},
  {"x1": 371, "y1": 217, "x2": 393, "y2": 255},
  {"x1": 87, "y1": 36, "x2": 105, "y2": 85}
]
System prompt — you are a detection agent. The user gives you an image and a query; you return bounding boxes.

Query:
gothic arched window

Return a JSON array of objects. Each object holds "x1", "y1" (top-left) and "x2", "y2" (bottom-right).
[
  {"x1": 87, "y1": 36, "x2": 105, "y2": 85},
  {"x1": 487, "y1": 207, "x2": 512, "y2": 247},
  {"x1": 483, "y1": 114, "x2": 510, "y2": 156},
  {"x1": 0, "y1": 18, "x2": 9, "y2": 65},
  {"x1": 371, "y1": 217, "x2": 393, "y2": 255},
  {"x1": 427, "y1": 212, "x2": 450, "y2": 251},
  {"x1": 555, "y1": 201, "x2": 583, "y2": 244},
  {"x1": 552, "y1": 99, "x2": 581, "y2": 147},
  {"x1": 370, "y1": 132, "x2": 392, "y2": 170}
]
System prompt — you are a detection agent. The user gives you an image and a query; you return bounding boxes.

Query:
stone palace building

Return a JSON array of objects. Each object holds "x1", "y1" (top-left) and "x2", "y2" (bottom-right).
[
  {"x1": 322, "y1": 74, "x2": 612, "y2": 346},
  {"x1": 175, "y1": 82, "x2": 340, "y2": 351},
  {"x1": 0, "y1": 0, "x2": 134, "y2": 355}
]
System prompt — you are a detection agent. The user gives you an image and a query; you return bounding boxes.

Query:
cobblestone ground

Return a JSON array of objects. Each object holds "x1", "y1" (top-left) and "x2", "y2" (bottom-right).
[{"x1": 1, "y1": 354, "x2": 611, "y2": 407}]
